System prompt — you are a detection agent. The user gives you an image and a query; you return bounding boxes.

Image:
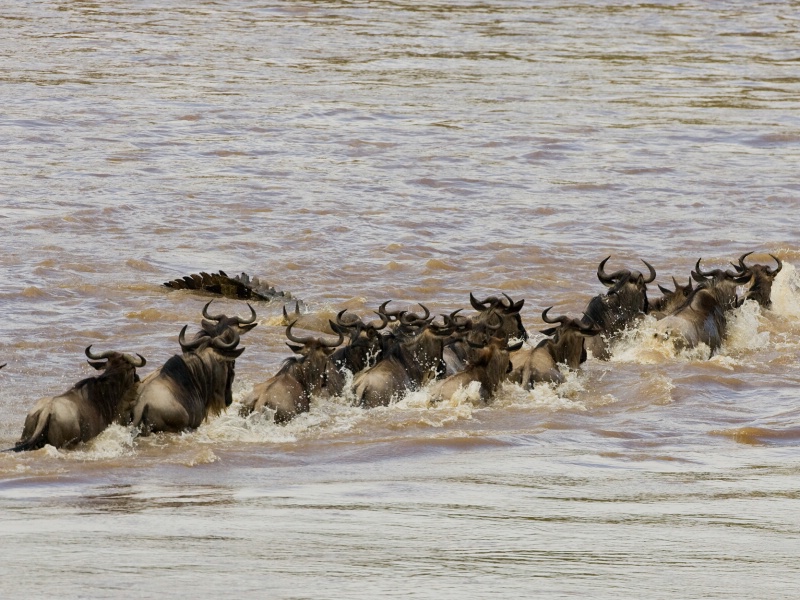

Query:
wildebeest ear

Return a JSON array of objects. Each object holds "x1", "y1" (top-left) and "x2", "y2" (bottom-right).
[
  {"x1": 540, "y1": 327, "x2": 558, "y2": 337},
  {"x1": 238, "y1": 322, "x2": 258, "y2": 333},
  {"x1": 87, "y1": 360, "x2": 106, "y2": 370},
  {"x1": 286, "y1": 343, "x2": 304, "y2": 354},
  {"x1": 658, "y1": 284, "x2": 671, "y2": 295}
]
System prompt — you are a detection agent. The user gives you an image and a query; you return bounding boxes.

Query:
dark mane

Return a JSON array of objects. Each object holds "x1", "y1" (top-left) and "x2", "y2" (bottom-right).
[
  {"x1": 72, "y1": 363, "x2": 137, "y2": 424},
  {"x1": 277, "y1": 356, "x2": 304, "y2": 377},
  {"x1": 160, "y1": 352, "x2": 221, "y2": 417}
]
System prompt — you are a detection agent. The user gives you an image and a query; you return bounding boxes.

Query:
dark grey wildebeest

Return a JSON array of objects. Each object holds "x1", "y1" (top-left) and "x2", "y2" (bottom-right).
[
  {"x1": 131, "y1": 327, "x2": 245, "y2": 434},
  {"x1": 430, "y1": 334, "x2": 522, "y2": 405},
  {"x1": 654, "y1": 258, "x2": 750, "y2": 354},
  {"x1": 10, "y1": 346, "x2": 145, "y2": 451},
  {"x1": 322, "y1": 310, "x2": 388, "y2": 398},
  {"x1": 730, "y1": 252, "x2": 783, "y2": 308},
  {"x1": 241, "y1": 322, "x2": 344, "y2": 423},
  {"x1": 510, "y1": 308, "x2": 601, "y2": 388},
  {"x1": 582, "y1": 256, "x2": 656, "y2": 359},
  {"x1": 352, "y1": 314, "x2": 452, "y2": 408}
]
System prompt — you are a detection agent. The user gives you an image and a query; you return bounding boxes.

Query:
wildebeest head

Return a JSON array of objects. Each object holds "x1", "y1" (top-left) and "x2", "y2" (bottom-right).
[
  {"x1": 469, "y1": 292, "x2": 528, "y2": 341},
  {"x1": 691, "y1": 258, "x2": 752, "y2": 310},
  {"x1": 597, "y1": 256, "x2": 656, "y2": 315},
  {"x1": 332, "y1": 309, "x2": 388, "y2": 361},
  {"x1": 393, "y1": 312, "x2": 453, "y2": 382},
  {"x1": 179, "y1": 324, "x2": 246, "y2": 410},
  {"x1": 322, "y1": 310, "x2": 389, "y2": 397},
  {"x1": 198, "y1": 300, "x2": 258, "y2": 338},
  {"x1": 85, "y1": 345, "x2": 147, "y2": 378},
  {"x1": 283, "y1": 320, "x2": 344, "y2": 397},
  {"x1": 729, "y1": 252, "x2": 782, "y2": 308},
  {"x1": 84, "y1": 345, "x2": 147, "y2": 420},
  {"x1": 540, "y1": 308, "x2": 602, "y2": 368},
  {"x1": 649, "y1": 276, "x2": 694, "y2": 318}
]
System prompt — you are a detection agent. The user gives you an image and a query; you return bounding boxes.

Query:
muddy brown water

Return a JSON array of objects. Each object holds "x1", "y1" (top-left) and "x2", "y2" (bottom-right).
[{"x1": 1, "y1": 1, "x2": 800, "y2": 598}]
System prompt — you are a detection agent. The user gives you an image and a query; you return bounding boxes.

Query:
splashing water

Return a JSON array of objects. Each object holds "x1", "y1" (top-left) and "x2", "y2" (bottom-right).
[{"x1": 770, "y1": 261, "x2": 800, "y2": 320}]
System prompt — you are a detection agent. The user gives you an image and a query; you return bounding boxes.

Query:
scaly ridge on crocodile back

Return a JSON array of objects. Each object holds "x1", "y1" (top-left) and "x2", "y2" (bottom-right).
[{"x1": 163, "y1": 270, "x2": 294, "y2": 302}]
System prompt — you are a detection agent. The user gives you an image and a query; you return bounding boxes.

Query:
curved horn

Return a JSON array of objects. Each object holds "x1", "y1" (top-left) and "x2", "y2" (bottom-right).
[
  {"x1": 579, "y1": 314, "x2": 602, "y2": 335},
  {"x1": 695, "y1": 258, "x2": 716, "y2": 278},
  {"x1": 597, "y1": 256, "x2": 614, "y2": 285},
  {"x1": 737, "y1": 251, "x2": 754, "y2": 272},
  {"x1": 285, "y1": 321, "x2": 315, "y2": 346},
  {"x1": 541, "y1": 307, "x2": 569, "y2": 326},
  {"x1": 770, "y1": 254, "x2": 783, "y2": 275},
  {"x1": 320, "y1": 326, "x2": 345, "y2": 348},
  {"x1": 368, "y1": 311, "x2": 391, "y2": 331},
  {"x1": 211, "y1": 330, "x2": 241, "y2": 351},
  {"x1": 202, "y1": 300, "x2": 225, "y2": 322},
  {"x1": 470, "y1": 293, "x2": 489, "y2": 311},
  {"x1": 179, "y1": 325, "x2": 208, "y2": 352},
  {"x1": 443, "y1": 309, "x2": 471, "y2": 330},
  {"x1": 124, "y1": 353, "x2": 147, "y2": 368},
  {"x1": 399, "y1": 311, "x2": 428, "y2": 327},
  {"x1": 641, "y1": 259, "x2": 656, "y2": 284},
  {"x1": 236, "y1": 303, "x2": 257, "y2": 325},
  {"x1": 85, "y1": 345, "x2": 115, "y2": 361},
  {"x1": 378, "y1": 300, "x2": 404, "y2": 321},
  {"x1": 416, "y1": 303, "x2": 430, "y2": 320},
  {"x1": 336, "y1": 309, "x2": 363, "y2": 329}
]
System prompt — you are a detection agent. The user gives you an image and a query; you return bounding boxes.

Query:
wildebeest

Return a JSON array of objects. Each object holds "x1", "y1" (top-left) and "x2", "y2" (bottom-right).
[
  {"x1": 9, "y1": 346, "x2": 145, "y2": 451},
  {"x1": 648, "y1": 277, "x2": 694, "y2": 320},
  {"x1": 469, "y1": 293, "x2": 528, "y2": 341},
  {"x1": 322, "y1": 310, "x2": 388, "y2": 398},
  {"x1": 729, "y1": 252, "x2": 782, "y2": 308},
  {"x1": 430, "y1": 334, "x2": 522, "y2": 405},
  {"x1": 130, "y1": 326, "x2": 245, "y2": 434},
  {"x1": 352, "y1": 312, "x2": 452, "y2": 408},
  {"x1": 510, "y1": 308, "x2": 601, "y2": 388},
  {"x1": 196, "y1": 300, "x2": 258, "y2": 339},
  {"x1": 654, "y1": 258, "x2": 750, "y2": 354},
  {"x1": 240, "y1": 322, "x2": 344, "y2": 423},
  {"x1": 441, "y1": 294, "x2": 528, "y2": 376},
  {"x1": 582, "y1": 256, "x2": 656, "y2": 359}
]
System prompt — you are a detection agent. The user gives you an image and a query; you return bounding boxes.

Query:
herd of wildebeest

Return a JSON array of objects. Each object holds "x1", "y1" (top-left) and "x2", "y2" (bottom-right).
[{"x1": 1, "y1": 251, "x2": 784, "y2": 452}]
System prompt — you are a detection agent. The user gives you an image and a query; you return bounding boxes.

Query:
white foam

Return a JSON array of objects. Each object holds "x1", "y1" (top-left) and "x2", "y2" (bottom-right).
[
  {"x1": 770, "y1": 261, "x2": 800, "y2": 319},
  {"x1": 608, "y1": 316, "x2": 713, "y2": 363},
  {"x1": 719, "y1": 300, "x2": 770, "y2": 356}
]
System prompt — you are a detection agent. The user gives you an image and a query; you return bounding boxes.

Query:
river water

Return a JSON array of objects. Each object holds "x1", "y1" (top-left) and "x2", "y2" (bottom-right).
[{"x1": 1, "y1": 1, "x2": 800, "y2": 597}]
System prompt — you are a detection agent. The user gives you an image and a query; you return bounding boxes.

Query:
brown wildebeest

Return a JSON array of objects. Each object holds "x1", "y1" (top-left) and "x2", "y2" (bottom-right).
[
  {"x1": 352, "y1": 312, "x2": 452, "y2": 408},
  {"x1": 323, "y1": 310, "x2": 388, "y2": 398},
  {"x1": 441, "y1": 294, "x2": 528, "y2": 376},
  {"x1": 130, "y1": 327, "x2": 244, "y2": 434},
  {"x1": 196, "y1": 300, "x2": 258, "y2": 339},
  {"x1": 510, "y1": 308, "x2": 601, "y2": 388},
  {"x1": 241, "y1": 322, "x2": 344, "y2": 423},
  {"x1": 9, "y1": 346, "x2": 145, "y2": 451},
  {"x1": 582, "y1": 256, "x2": 656, "y2": 359},
  {"x1": 653, "y1": 258, "x2": 750, "y2": 354},
  {"x1": 648, "y1": 277, "x2": 694, "y2": 320},
  {"x1": 430, "y1": 334, "x2": 522, "y2": 405}
]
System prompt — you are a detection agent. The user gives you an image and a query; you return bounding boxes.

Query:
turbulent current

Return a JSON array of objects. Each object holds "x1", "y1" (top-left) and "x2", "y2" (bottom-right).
[{"x1": 1, "y1": 1, "x2": 799, "y2": 598}]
